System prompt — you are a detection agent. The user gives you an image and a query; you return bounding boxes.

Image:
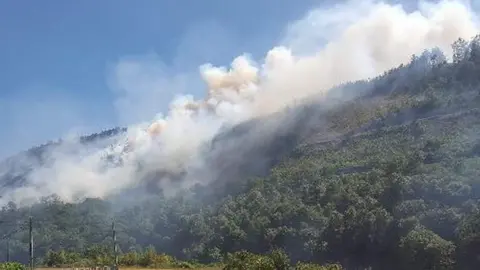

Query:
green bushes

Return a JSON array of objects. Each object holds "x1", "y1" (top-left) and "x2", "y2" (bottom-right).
[
  {"x1": 222, "y1": 249, "x2": 342, "y2": 270},
  {"x1": 0, "y1": 262, "x2": 25, "y2": 270},
  {"x1": 41, "y1": 247, "x2": 342, "y2": 269},
  {"x1": 294, "y1": 263, "x2": 343, "y2": 270},
  {"x1": 223, "y1": 250, "x2": 277, "y2": 270},
  {"x1": 43, "y1": 246, "x2": 180, "y2": 268}
]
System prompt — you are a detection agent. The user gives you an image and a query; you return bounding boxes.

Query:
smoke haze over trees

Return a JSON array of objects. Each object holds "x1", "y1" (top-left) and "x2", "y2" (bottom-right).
[
  {"x1": 1, "y1": 0, "x2": 479, "y2": 206},
  {"x1": 1, "y1": 0, "x2": 480, "y2": 269}
]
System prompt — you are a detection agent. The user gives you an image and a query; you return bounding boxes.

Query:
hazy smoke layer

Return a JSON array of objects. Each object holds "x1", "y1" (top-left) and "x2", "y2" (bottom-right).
[{"x1": 1, "y1": 0, "x2": 479, "y2": 206}]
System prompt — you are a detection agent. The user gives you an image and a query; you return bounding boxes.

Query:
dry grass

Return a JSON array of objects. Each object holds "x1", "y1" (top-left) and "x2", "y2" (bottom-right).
[
  {"x1": 121, "y1": 268, "x2": 221, "y2": 270},
  {"x1": 36, "y1": 267, "x2": 222, "y2": 270}
]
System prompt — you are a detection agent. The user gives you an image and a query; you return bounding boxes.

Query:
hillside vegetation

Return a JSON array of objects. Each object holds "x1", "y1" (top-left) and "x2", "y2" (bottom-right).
[{"x1": 1, "y1": 37, "x2": 480, "y2": 270}]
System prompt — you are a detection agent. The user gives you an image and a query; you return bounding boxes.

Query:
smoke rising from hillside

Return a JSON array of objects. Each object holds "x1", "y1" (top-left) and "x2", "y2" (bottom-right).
[{"x1": 1, "y1": 0, "x2": 479, "y2": 206}]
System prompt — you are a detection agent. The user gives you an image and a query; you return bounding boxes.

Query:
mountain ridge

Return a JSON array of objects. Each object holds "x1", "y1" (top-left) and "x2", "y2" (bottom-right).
[{"x1": 1, "y1": 37, "x2": 480, "y2": 269}]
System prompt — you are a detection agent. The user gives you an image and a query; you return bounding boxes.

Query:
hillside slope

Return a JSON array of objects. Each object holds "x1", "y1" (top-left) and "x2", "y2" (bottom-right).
[{"x1": 1, "y1": 37, "x2": 480, "y2": 269}]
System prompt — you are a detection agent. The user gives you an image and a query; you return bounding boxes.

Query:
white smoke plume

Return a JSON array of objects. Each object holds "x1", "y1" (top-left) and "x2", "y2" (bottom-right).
[{"x1": 1, "y1": 0, "x2": 479, "y2": 206}]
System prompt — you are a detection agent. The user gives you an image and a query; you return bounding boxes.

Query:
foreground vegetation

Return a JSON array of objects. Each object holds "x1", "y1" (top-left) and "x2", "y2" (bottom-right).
[
  {"x1": 1, "y1": 37, "x2": 480, "y2": 269},
  {"x1": 0, "y1": 249, "x2": 342, "y2": 269},
  {"x1": 40, "y1": 248, "x2": 342, "y2": 269},
  {"x1": 0, "y1": 262, "x2": 25, "y2": 270}
]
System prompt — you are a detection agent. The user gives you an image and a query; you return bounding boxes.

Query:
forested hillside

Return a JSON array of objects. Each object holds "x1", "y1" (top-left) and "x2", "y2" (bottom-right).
[{"x1": 1, "y1": 37, "x2": 480, "y2": 269}]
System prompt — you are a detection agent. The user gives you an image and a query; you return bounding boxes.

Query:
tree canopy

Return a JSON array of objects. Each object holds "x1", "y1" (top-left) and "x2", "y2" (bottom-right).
[{"x1": 1, "y1": 36, "x2": 480, "y2": 269}]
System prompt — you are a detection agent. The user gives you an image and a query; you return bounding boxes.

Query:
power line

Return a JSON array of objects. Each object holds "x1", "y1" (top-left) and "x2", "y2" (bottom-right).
[
  {"x1": 1, "y1": 222, "x2": 29, "y2": 240},
  {"x1": 0, "y1": 216, "x2": 126, "y2": 267},
  {"x1": 0, "y1": 219, "x2": 30, "y2": 264}
]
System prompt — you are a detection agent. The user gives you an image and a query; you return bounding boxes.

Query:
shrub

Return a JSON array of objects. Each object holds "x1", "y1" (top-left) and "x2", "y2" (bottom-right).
[{"x1": 0, "y1": 262, "x2": 26, "y2": 270}]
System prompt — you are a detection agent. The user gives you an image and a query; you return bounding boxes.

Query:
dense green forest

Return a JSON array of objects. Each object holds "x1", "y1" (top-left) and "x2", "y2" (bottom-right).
[{"x1": 1, "y1": 36, "x2": 480, "y2": 270}]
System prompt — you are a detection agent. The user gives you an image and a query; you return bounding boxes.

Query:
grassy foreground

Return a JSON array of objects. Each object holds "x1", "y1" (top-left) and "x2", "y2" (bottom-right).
[
  {"x1": 37, "y1": 268, "x2": 221, "y2": 270},
  {"x1": 2, "y1": 249, "x2": 344, "y2": 270}
]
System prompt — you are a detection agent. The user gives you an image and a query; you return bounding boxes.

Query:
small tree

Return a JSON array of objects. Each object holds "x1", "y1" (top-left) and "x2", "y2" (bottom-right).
[{"x1": 399, "y1": 227, "x2": 456, "y2": 270}]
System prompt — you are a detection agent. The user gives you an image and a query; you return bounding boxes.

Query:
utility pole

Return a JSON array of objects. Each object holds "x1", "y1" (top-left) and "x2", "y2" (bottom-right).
[
  {"x1": 6, "y1": 238, "x2": 9, "y2": 262},
  {"x1": 29, "y1": 217, "x2": 33, "y2": 270},
  {"x1": 112, "y1": 221, "x2": 118, "y2": 270}
]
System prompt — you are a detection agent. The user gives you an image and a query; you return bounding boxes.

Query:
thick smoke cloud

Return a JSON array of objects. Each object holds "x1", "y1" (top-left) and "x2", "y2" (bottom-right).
[{"x1": 1, "y1": 0, "x2": 479, "y2": 206}]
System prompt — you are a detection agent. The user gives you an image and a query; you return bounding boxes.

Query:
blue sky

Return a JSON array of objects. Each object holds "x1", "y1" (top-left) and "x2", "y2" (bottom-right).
[{"x1": 0, "y1": 0, "x2": 323, "y2": 159}]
